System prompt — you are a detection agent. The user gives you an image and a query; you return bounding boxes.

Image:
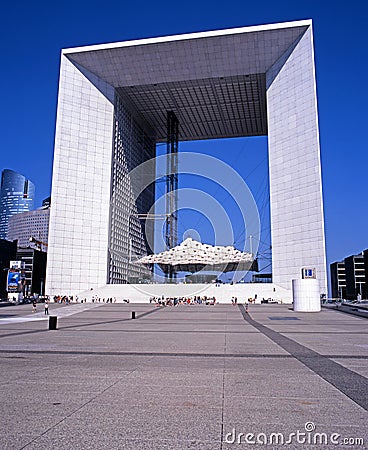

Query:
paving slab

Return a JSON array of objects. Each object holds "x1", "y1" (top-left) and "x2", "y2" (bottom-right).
[{"x1": 0, "y1": 303, "x2": 367, "y2": 449}]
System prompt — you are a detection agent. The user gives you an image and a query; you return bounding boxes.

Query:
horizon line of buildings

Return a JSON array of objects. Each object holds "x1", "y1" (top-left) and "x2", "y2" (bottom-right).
[
  {"x1": 0, "y1": 169, "x2": 50, "y2": 298},
  {"x1": 1, "y1": 169, "x2": 368, "y2": 301}
]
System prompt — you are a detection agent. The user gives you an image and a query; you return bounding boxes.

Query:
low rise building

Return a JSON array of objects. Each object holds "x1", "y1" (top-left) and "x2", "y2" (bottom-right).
[
  {"x1": 344, "y1": 253, "x2": 366, "y2": 300},
  {"x1": 7, "y1": 203, "x2": 50, "y2": 252},
  {"x1": 330, "y1": 261, "x2": 346, "y2": 299},
  {"x1": 15, "y1": 248, "x2": 47, "y2": 296},
  {"x1": 331, "y1": 250, "x2": 368, "y2": 300}
]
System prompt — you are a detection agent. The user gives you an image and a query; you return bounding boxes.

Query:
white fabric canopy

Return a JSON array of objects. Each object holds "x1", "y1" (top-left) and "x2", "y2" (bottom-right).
[{"x1": 137, "y1": 238, "x2": 254, "y2": 273}]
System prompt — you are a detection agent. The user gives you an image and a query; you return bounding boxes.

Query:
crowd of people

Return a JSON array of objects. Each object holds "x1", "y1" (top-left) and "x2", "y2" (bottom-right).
[
  {"x1": 51, "y1": 295, "x2": 122, "y2": 304},
  {"x1": 148, "y1": 296, "x2": 262, "y2": 306},
  {"x1": 91, "y1": 296, "x2": 117, "y2": 303},
  {"x1": 52, "y1": 295, "x2": 74, "y2": 304},
  {"x1": 46, "y1": 294, "x2": 275, "y2": 305},
  {"x1": 149, "y1": 295, "x2": 217, "y2": 306}
]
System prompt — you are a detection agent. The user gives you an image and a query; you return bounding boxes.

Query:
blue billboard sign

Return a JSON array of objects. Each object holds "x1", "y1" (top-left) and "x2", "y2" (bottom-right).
[{"x1": 7, "y1": 270, "x2": 20, "y2": 293}]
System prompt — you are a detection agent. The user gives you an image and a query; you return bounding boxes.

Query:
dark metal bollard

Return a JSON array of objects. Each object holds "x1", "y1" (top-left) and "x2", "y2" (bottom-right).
[
  {"x1": 49, "y1": 316, "x2": 57, "y2": 330},
  {"x1": 131, "y1": 311, "x2": 136, "y2": 319}
]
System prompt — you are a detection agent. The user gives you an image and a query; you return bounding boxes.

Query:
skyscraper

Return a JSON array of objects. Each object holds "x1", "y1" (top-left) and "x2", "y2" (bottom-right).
[{"x1": 0, "y1": 169, "x2": 35, "y2": 240}]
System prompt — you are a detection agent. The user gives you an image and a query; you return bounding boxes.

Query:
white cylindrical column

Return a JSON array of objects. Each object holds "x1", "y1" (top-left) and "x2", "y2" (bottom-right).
[{"x1": 292, "y1": 279, "x2": 321, "y2": 312}]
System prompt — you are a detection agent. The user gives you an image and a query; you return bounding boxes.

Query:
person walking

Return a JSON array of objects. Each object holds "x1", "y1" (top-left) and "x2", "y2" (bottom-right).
[
  {"x1": 32, "y1": 300, "x2": 37, "y2": 313},
  {"x1": 44, "y1": 300, "x2": 49, "y2": 315}
]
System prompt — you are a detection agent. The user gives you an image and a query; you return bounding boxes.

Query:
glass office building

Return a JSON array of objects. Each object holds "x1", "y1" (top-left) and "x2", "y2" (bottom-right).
[
  {"x1": 0, "y1": 169, "x2": 35, "y2": 240},
  {"x1": 7, "y1": 207, "x2": 50, "y2": 251}
]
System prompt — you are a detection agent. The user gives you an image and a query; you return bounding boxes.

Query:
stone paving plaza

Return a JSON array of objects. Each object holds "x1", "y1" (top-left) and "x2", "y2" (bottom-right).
[{"x1": 0, "y1": 302, "x2": 367, "y2": 449}]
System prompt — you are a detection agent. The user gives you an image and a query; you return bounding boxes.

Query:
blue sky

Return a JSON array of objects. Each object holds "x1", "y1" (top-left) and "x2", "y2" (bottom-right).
[{"x1": 1, "y1": 0, "x2": 367, "y2": 271}]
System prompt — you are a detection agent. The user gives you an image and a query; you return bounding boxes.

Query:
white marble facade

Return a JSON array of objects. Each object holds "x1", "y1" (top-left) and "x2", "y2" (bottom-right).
[
  {"x1": 46, "y1": 57, "x2": 114, "y2": 295},
  {"x1": 267, "y1": 26, "x2": 327, "y2": 294},
  {"x1": 46, "y1": 20, "x2": 327, "y2": 296}
]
